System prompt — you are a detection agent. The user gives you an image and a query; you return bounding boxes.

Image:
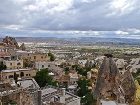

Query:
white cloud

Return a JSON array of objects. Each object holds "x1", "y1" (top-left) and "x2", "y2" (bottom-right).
[
  {"x1": 23, "y1": 0, "x2": 73, "y2": 14},
  {"x1": 0, "y1": 0, "x2": 140, "y2": 36},
  {"x1": 24, "y1": 5, "x2": 39, "y2": 12},
  {"x1": 82, "y1": 0, "x2": 96, "y2": 3},
  {"x1": 115, "y1": 30, "x2": 129, "y2": 35},
  {"x1": 3, "y1": 25, "x2": 23, "y2": 30},
  {"x1": 107, "y1": 0, "x2": 136, "y2": 16},
  {"x1": 127, "y1": 28, "x2": 140, "y2": 34}
]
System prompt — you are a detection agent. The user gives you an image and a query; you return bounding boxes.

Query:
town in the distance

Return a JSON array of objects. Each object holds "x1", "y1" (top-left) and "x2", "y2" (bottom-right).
[{"x1": 0, "y1": 36, "x2": 140, "y2": 105}]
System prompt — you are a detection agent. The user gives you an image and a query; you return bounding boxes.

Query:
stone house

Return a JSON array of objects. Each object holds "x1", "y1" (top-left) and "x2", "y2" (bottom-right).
[{"x1": 1, "y1": 68, "x2": 37, "y2": 83}]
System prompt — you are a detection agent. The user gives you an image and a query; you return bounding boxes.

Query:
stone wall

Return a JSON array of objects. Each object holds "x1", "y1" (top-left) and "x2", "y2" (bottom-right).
[{"x1": 1, "y1": 89, "x2": 34, "y2": 105}]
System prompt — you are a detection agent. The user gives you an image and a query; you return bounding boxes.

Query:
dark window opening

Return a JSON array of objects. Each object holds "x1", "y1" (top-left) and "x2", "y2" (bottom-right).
[{"x1": 9, "y1": 75, "x2": 13, "y2": 78}]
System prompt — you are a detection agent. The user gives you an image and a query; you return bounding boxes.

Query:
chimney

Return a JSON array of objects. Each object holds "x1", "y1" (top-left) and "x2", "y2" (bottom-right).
[
  {"x1": 60, "y1": 88, "x2": 66, "y2": 104},
  {"x1": 38, "y1": 90, "x2": 42, "y2": 105},
  {"x1": 62, "y1": 88, "x2": 66, "y2": 96}
]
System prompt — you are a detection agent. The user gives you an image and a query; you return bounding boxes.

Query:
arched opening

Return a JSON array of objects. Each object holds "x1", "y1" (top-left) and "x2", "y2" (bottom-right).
[{"x1": 20, "y1": 72, "x2": 24, "y2": 77}]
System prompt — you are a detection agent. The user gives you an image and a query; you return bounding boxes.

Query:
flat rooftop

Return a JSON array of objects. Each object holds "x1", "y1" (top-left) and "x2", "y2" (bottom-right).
[
  {"x1": 2, "y1": 68, "x2": 34, "y2": 73},
  {"x1": 18, "y1": 78, "x2": 40, "y2": 89},
  {"x1": 41, "y1": 88, "x2": 57, "y2": 96}
]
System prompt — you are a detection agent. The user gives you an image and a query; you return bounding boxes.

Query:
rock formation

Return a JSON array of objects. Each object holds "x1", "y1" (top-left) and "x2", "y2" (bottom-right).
[
  {"x1": 94, "y1": 54, "x2": 119, "y2": 99},
  {"x1": 94, "y1": 54, "x2": 136, "y2": 104},
  {"x1": 19, "y1": 43, "x2": 26, "y2": 51},
  {"x1": 2, "y1": 36, "x2": 19, "y2": 49},
  {"x1": 120, "y1": 70, "x2": 136, "y2": 103}
]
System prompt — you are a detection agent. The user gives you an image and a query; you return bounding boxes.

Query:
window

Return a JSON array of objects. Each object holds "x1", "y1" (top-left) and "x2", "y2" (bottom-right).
[
  {"x1": 20, "y1": 72, "x2": 24, "y2": 77},
  {"x1": 34, "y1": 56, "x2": 36, "y2": 59},
  {"x1": 41, "y1": 56, "x2": 43, "y2": 59},
  {"x1": 9, "y1": 75, "x2": 13, "y2": 78},
  {"x1": 26, "y1": 74, "x2": 28, "y2": 76},
  {"x1": 42, "y1": 65, "x2": 44, "y2": 68},
  {"x1": 54, "y1": 96, "x2": 60, "y2": 102},
  {"x1": 17, "y1": 62, "x2": 21, "y2": 65},
  {"x1": 29, "y1": 74, "x2": 30, "y2": 76},
  {"x1": 17, "y1": 74, "x2": 19, "y2": 77},
  {"x1": 10, "y1": 63, "x2": 12, "y2": 66},
  {"x1": 119, "y1": 68, "x2": 123, "y2": 70}
]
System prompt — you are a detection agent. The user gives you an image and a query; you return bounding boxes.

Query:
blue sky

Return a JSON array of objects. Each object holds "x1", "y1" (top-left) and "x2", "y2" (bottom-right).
[{"x1": 0, "y1": 0, "x2": 140, "y2": 39}]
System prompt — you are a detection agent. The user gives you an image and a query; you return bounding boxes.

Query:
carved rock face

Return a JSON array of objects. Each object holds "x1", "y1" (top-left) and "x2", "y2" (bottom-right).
[
  {"x1": 94, "y1": 55, "x2": 136, "y2": 104},
  {"x1": 94, "y1": 56, "x2": 119, "y2": 99},
  {"x1": 2, "y1": 36, "x2": 19, "y2": 49},
  {"x1": 19, "y1": 43, "x2": 26, "y2": 51}
]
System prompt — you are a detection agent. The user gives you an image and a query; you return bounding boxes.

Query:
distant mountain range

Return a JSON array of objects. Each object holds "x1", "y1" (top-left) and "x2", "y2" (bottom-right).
[
  {"x1": 0, "y1": 37, "x2": 140, "y2": 46},
  {"x1": 72, "y1": 37, "x2": 140, "y2": 45}
]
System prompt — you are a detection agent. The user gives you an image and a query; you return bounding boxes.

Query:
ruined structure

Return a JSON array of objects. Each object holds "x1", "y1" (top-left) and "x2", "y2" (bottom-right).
[
  {"x1": 94, "y1": 54, "x2": 136, "y2": 105},
  {"x1": 0, "y1": 83, "x2": 35, "y2": 105}
]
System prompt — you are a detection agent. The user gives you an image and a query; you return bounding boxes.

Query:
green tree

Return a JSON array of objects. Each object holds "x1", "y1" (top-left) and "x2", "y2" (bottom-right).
[
  {"x1": 34, "y1": 68, "x2": 57, "y2": 87},
  {"x1": 82, "y1": 91, "x2": 97, "y2": 105},
  {"x1": 77, "y1": 78, "x2": 96, "y2": 105},
  {"x1": 64, "y1": 67, "x2": 70, "y2": 74},
  {"x1": 75, "y1": 66, "x2": 91, "y2": 76},
  {"x1": 0, "y1": 62, "x2": 7, "y2": 81},
  {"x1": 0, "y1": 62, "x2": 7, "y2": 71},
  {"x1": 132, "y1": 69, "x2": 140, "y2": 85},
  {"x1": 77, "y1": 78, "x2": 89, "y2": 97},
  {"x1": 48, "y1": 52, "x2": 55, "y2": 61},
  {"x1": 72, "y1": 65, "x2": 79, "y2": 69}
]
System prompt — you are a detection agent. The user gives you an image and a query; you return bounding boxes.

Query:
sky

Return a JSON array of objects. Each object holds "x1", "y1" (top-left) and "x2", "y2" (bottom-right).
[{"x1": 0, "y1": 0, "x2": 140, "y2": 39}]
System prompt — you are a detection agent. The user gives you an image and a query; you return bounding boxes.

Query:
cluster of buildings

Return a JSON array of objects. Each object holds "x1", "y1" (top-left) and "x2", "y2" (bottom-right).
[
  {"x1": 0, "y1": 36, "x2": 81, "y2": 105},
  {"x1": 0, "y1": 36, "x2": 140, "y2": 105}
]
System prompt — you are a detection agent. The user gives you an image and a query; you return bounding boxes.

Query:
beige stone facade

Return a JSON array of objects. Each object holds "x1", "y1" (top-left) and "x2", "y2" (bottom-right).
[
  {"x1": 0, "y1": 88, "x2": 34, "y2": 105},
  {"x1": 3, "y1": 59, "x2": 23, "y2": 69},
  {"x1": 22, "y1": 53, "x2": 50, "y2": 62},
  {"x1": 1, "y1": 69, "x2": 37, "y2": 82}
]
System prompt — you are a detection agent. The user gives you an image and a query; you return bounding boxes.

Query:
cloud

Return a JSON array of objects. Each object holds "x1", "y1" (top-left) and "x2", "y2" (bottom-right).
[
  {"x1": 0, "y1": 0, "x2": 140, "y2": 39},
  {"x1": 107, "y1": 0, "x2": 136, "y2": 16},
  {"x1": 127, "y1": 28, "x2": 140, "y2": 34},
  {"x1": 1, "y1": 27, "x2": 140, "y2": 39},
  {"x1": 115, "y1": 30, "x2": 129, "y2": 35}
]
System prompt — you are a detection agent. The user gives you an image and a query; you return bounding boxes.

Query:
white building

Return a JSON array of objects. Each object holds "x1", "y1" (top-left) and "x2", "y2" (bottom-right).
[
  {"x1": 3, "y1": 55, "x2": 24, "y2": 70},
  {"x1": 41, "y1": 87, "x2": 80, "y2": 105},
  {"x1": 78, "y1": 60, "x2": 87, "y2": 67},
  {"x1": 35, "y1": 61, "x2": 61, "y2": 70},
  {"x1": 35, "y1": 61, "x2": 63, "y2": 79},
  {"x1": 99, "y1": 100, "x2": 128, "y2": 105}
]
